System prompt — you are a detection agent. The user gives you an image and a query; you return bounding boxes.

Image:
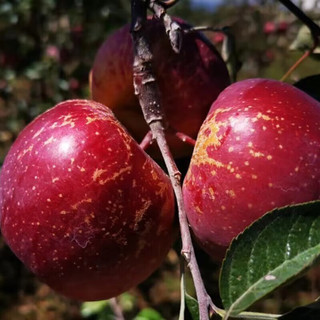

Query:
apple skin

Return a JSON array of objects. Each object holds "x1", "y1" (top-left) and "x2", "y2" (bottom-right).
[
  {"x1": 183, "y1": 78, "x2": 320, "y2": 260},
  {"x1": 90, "y1": 17, "x2": 230, "y2": 158},
  {"x1": 0, "y1": 99, "x2": 175, "y2": 301}
]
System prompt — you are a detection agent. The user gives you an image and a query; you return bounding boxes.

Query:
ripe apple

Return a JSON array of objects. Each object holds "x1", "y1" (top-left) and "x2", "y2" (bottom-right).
[
  {"x1": 90, "y1": 17, "x2": 230, "y2": 158},
  {"x1": 183, "y1": 78, "x2": 320, "y2": 260},
  {"x1": 0, "y1": 100, "x2": 175, "y2": 301}
]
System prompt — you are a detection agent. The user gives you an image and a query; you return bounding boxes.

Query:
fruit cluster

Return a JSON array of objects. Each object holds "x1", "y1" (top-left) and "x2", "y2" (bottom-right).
[
  {"x1": 0, "y1": 17, "x2": 229, "y2": 301},
  {"x1": 1, "y1": 15, "x2": 320, "y2": 303}
]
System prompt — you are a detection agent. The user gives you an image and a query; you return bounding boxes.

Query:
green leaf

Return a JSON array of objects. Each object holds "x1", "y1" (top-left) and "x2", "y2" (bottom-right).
[
  {"x1": 185, "y1": 293, "x2": 199, "y2": 320},
  {"x1": 81, "y1": 300, "x2": 109, "y2": 317},
  {"x1": 118, "y1": 292, "x2": 136, "y2": 312},
  {"x1": 294, "y1": 75, "x2": 320, "y2": 102},
  {"x1": 289, "y1": 23, "x2": 320, "y2": 59},
  {"x1": 279, "y1": 300, "x2": 320, "y2": 320},
  {"x1": 220, "y1": 201, "x2": 320, "y2": 316},
  {"x1": 134, "y1": 308, "x2": 164, "y2": 320}
]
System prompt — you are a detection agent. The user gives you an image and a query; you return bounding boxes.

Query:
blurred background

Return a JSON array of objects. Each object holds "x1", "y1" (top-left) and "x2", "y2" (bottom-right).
[{"x1": 0, "y1": 0, "x2": 320, "y2": 319}]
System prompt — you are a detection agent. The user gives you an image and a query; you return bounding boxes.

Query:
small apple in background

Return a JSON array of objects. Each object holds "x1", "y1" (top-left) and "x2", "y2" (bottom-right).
[
  {"x1": 183, "y1": 78, "x2": 320, "y2": 260},
  {"x1": 0, "y1": 99, "x2": 175, "y2": 301},
  {"x1": 211, "y1": 32, "x2": 225, "y2": 45},
  {"x1": 263, "y1": 49, "x2": 275, "y2": 63},
  {"x1": 277, "y1": 21, "x2": 289, "y2": 34},
  {"x1": 45, "y1": 45, "x2": 60, "y2": 61},
  {"x1": 263, "y1": 21, "x2": 276, "y2": 35},
  {"x1": 90, "y1": 17, "x2": 230, "y2": 159}
]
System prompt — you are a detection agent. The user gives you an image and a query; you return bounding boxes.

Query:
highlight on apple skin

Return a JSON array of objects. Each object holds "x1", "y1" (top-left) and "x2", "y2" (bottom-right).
[
  {"x1": 183, "y1": 78, "x2": 320, "y2": 260},
  {"x1": 90, "y1": 17, "x2": 230, "y2": 158},
  {"x1": 0, "y1": 99, "x2": 176, "y2": 301}
]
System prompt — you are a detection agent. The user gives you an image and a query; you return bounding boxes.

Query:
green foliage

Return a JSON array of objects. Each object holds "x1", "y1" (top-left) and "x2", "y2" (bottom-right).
[
  {"x1": 81, "y1": 300, "x2": 110, "y2": 318},
  {"x1": 134, "y1": 308, "x2": 164, "y2": 320},
  {"x1": 185, "y1": 293, "x2": 199, "y2": 320},
  {"x1": 0, "y1": 0, "x2": 130, "y2": 164},
  {"x1": 220, "y1": 201, "x2": 320, "y2": 317},
  {"x1": 289, "y1": 23, "x2": 320, "y2": 58}
]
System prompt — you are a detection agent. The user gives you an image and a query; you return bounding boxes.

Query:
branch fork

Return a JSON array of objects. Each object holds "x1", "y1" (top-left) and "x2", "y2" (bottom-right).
[{"x1": 130, "y1": 1, "x2": 214, "y2": 319}]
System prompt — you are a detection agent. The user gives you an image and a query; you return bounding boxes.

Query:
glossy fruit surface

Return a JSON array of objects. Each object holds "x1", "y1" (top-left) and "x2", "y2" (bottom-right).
[
  {"x1": 0, "y1": 100, "x2": 175, "y2": 300},
  {"x1": 90, "y1": 17, "x2": 230, "y2": 158},
  {"x1": 183, "y1": 78, "x2": 320, "y2": 260}
]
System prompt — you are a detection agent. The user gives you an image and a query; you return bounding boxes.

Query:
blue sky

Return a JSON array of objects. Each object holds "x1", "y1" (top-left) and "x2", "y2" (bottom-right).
[
  {"x1": 190, "y1": 0, "x2": 224, "y2": 11},
  {"x1": 190, "y1": 0, "x2": 320, "y2": 11}
]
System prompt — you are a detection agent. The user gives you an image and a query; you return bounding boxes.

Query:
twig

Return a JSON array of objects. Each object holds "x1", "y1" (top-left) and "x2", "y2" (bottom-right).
[
  {"x1": 174, "y1": 131, "x2": 196, "y2": 146},
  {"x1": 139, "y1": 130, "x2": 154, "y2": 150},
  {"x1": 277, "y1": 0, "x2": 320, "y2": 42},
  {"x1": 277, "y1": 0, "x2": 320, "y2": 81},
  {"x1": 179, "y1": 258, "x2": 186, "y2": 320},
  {"x1": 150, "y1": 121, "x2": 216, "y2": 320},
  {"x1": 280, "y1": 46, "x2": 315, "y2": 82},
  {"x1": 109, "y1": 297, "x2": 125, "y2": 320},
  {"x1": 150, "y1": 0, "x2": 183, "y2": 53},
  {"x1": 184, "y1": 26, "x2": 222, "y2": 33},
  {"x1": 130, "y1": 0, "x2": 216, "y2": 319},
  {"x1": 157, "y1": 0, "x2": 180, "y2": 9}
]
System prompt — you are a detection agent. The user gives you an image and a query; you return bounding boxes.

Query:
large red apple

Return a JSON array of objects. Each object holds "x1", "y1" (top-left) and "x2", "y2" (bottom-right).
[
  {"x1": 183, "y1": 78, "x2": 320, "y2": 260},
  {"x1": 0, "y1": 100, "x2": 175, "y2": 300},
  {"x1": 90, "y1": 17, "x2": 230, "y2": 158}
]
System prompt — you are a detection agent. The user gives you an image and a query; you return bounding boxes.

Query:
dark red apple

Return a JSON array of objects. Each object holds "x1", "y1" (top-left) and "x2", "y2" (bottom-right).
[
  {"x1": 277, "y1": 21, "x2": 289, "y2": 34},
  {"x1": 183, "y1": 78, "x2": 320, "y2": 260},
  {"x1": 90, "y1": 17, "x2": 230, "y2": 158},
  {"x1": 0, "y1": 99, "x2": 175, "y2": 300}
]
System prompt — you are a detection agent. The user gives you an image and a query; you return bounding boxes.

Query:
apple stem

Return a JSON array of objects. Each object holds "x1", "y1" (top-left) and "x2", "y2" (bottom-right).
[
  {"x1": 174, "y1": 131, "x2": 196, "y2": 146},
  {"x1": 130, "y1": 0, "x2": 216, "y2": 319},
  {"x1": 139, "y1": 130, "x2": 154, "y2": 150},
  {"x1": 280, "y1": 47, "x2": 314, "y2": 82}
]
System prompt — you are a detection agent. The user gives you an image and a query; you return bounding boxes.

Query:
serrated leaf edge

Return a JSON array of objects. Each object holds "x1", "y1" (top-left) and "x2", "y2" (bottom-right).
[{"x1": 226, "y1": 223, "x2": 320, "y2": 315}]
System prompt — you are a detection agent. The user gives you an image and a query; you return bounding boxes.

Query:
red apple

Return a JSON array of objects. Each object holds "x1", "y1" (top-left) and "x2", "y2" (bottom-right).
[
  {"x1": 90, "y1": 17, "x2": 230, "y2": 158},
  {"x1": 183, "y1": 78, "x2": 320, "y2": 260},
  {"x1": 0, "y1": 99, "x2": 175, "y2": 300},
  {"x1": 211, "y1": 32, "x2": 225, "y2": 45},
  {"x1": 277, "y1": 21, "x2": 289, "y2": 34},
  {"x1": 263, "y1": 21, "x2": 276, "y2": 35}
]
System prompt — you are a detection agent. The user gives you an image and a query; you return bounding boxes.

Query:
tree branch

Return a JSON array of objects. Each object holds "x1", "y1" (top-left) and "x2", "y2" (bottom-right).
[
  {"x1": 130, "y1": 0, "x2": 216, "y2": 319},
  {"x1": 277, "y1": 0, "x2": 320, "y2": 80},
  {"x1": 277, "y1": 0, "x2": 320, "y2": 41},
  {"x1": 150, "y1": 0, "x2": 183, "y2": 53},
  {"x1": 109, "y1": 297, "x2": 125, "y2": 320}
]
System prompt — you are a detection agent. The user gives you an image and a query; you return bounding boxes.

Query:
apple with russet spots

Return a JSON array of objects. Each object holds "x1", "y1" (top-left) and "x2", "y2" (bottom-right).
[
  {"x1": 183, "y1": 78, "x2": 320, "y2": 260},
  {"x1": 90, "y1": 16, "x2": 230, "y2": 158},
  {"x1": 0, "y1": 99, "x2": 175, "y2": 301}
]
